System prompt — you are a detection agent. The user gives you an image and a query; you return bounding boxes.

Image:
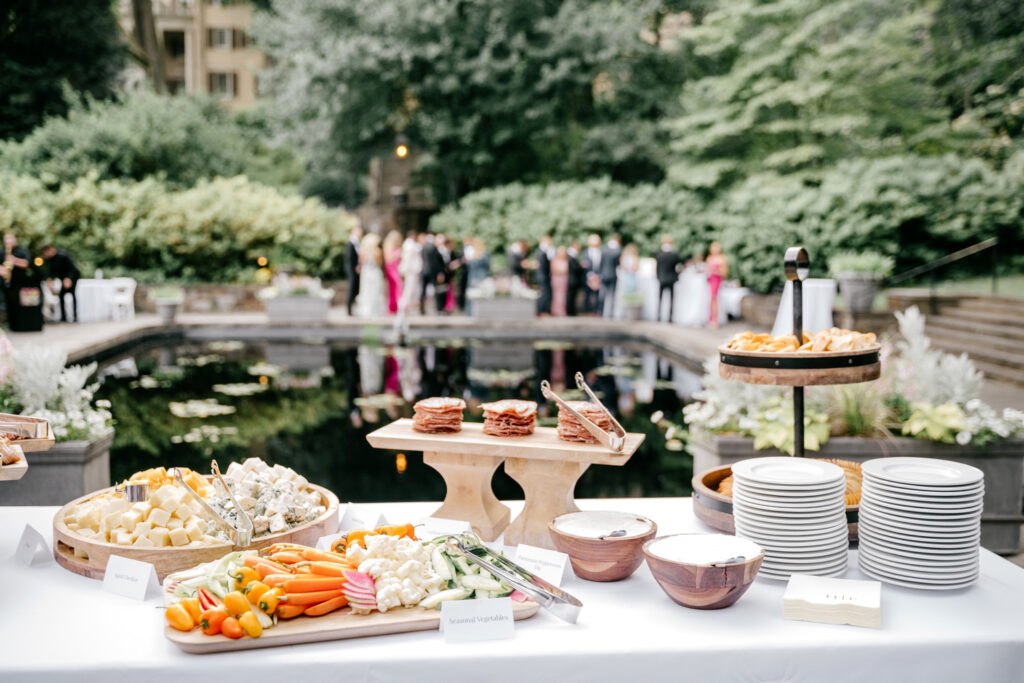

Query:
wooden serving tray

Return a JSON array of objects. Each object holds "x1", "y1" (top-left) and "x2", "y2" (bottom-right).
[
  {"x1": 53, "y1": 482, "x2": 339, "y2": 581},
  {"x1": 718, "y1": 346, "x2": 881, "y2": 386},
  {"x1": 165, "y1": 600, "x2": 541, "y2": 654},
  {"x1": 0, "y1": 447, "x2": 28, "y2": 481},
  {"x1": 0, "y1": 414, "x2": 55, "y2": 453}
]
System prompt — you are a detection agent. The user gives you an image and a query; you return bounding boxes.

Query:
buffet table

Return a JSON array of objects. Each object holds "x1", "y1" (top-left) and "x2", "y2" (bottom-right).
[{"x1": 3, "y1": 498, "x2": 1024, "y2": 683}]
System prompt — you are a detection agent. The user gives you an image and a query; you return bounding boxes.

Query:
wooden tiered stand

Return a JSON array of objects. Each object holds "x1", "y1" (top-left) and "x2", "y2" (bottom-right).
[
  {"x1": 0, "y1": 414, "x2": 56, "y2": 482},
  {"x1": 718, "y1": 247, "x2": 881, "y2": 457},
  {"x1": 366, "y1": 419, "x2": 645, "y2": 548}
]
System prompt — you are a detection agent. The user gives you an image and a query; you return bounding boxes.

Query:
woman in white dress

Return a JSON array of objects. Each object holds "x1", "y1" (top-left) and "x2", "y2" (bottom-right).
[
  {"x1": 356, "y1": 233, "x2": 387, "y2": 317},
  {"x1": 398, "y1": 232, "x2": 423, "y2": 315}
]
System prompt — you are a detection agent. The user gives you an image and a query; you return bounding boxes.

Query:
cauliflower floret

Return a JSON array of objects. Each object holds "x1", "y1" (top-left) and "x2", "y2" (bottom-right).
[
  {"x1": 344, "y1": 532, "x2": 446, "y2": 611},
  {"x1": 376, "y1": 581, "x2": 403, "y2": 612}
]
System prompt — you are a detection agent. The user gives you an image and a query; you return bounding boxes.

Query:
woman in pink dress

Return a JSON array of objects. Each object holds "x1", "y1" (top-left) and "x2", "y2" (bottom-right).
[
  {"x1": 383, "y1": 231, "x2": 403, "y2": 314},
  {"x1": 706, "y1": 240, "x2": 728, "y2": 329},
  {"x1": 550, "y1": 247, "x2": 570, "y2": 316}
]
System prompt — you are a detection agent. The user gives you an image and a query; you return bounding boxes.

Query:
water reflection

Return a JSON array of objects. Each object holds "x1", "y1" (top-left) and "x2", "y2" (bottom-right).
[{"x1": 98, "y1": 339, "x2": 698, "y2": 502}]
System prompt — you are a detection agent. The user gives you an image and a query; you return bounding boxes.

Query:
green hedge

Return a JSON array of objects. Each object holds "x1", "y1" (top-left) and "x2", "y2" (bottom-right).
[
  {"x1": 0, "y1": 173, "x2": 356, "y2": 282},
  {"x1": 431, "y1": 152, "x2": 1024, "y2": 293}
]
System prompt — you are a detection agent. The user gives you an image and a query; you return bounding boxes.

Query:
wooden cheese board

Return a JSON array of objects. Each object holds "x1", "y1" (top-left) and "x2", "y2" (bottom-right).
[
  {"x1": 53, "y1": 483, "x2": 339, "y2": 581},
  {"x1": 165, "y1": 599, "x2": 541, "y2": 654},
  {"x1": 367, "y1": 419, "x2": 644, "y2": 548},
  {"x1": 718, "y1": 346, "x2": 881, "y2": 387},
  {"x1": 0, "y1": 447, "x2": 28, "y2": 481}
]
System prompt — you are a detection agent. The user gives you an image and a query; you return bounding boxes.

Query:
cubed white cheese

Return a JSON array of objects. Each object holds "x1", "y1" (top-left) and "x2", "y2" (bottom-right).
[
  {"x1": 148, "y1": 507, "x2": 171, "y2": 527},
  {"x1": 103, "y1": 499, "x2": 128, "y2": 517},
  {"x1": 133, "y1": 536, "x2": 155, "y2": 547},
  {"x1": 66, "y1": 522, "x2": 80, "y2": 531},
  {"x1": 133, "y1": 521, "x2": 152, "y2": 538},
  {"x1": 268, "y1": 513, "x2": 288, "y2": 534},
  {"x1": 188, "y1": 499, "x2": 204, "y2": 515},
  {"x1": 74, "y1": 504, "x2": 100, "y2": 530},
  {"x1": 76, "y1": 528, "x2": 97, "y2": 539},
  {"x1": 167, "y1": 517, "x2": 184, "y2": 530},
  {"x1": 185, "y1": 522, "x2": 204, "y2": 543},
  {"x1": 171, "y1": 504, "x2": 193, "y2": 521},
  {"x1": 100, "y1": 512, "x2": 122, "y2": 534},
  {"x1": 149, "y1": 527, "x2": 171, "y2": 547},
  {"x1": 121, "y1": 509, "x2": 143, "y2": 530},
  {"x1": 158, "y1": 495, "x2": 179, "y2": 513},
  {"x1": 131, "y1": 501, "x2": 151, "y2": 515},
  {"x1": 150, "y1": 486, "x2": 171, "y2": 508},
  {"x1": 115, "y1": 531, "x2": 132, "y2": 545},
  {"x1": 168, "y1": 528, "x2": 190, "y2": 547}
]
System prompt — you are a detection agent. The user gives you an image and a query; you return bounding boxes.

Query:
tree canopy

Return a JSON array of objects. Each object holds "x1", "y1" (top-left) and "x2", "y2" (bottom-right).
[
  {"x1": 253, "y1": 0, "x2": 692, "y2": 205},
  {"x1": 0, "y1": 0, "x2": 126, "y2": 140}
]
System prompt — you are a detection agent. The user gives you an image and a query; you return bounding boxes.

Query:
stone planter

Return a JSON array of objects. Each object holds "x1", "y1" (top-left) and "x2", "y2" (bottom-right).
[
  {"x1": 690, "y1": 435, "x2": 1024, "y2": 554},
  {"x1": 836, "y1": 273, "x2": 880, "y2": 313},
  {"x1": 0, "y1": 430, "x2": 114, "y2": 506},
  {"x1": 155, "y1": 300, "x2": 181, "y2": 325},
  {"x1": 470, "y1": 296, "x2": 536, "y2": 322},
  {"x1": 624, "y1": 301, "x2": 645, "y2": 321},
  {"x1": 264, "y1": 296, "x2": 330, "y2": 324}
]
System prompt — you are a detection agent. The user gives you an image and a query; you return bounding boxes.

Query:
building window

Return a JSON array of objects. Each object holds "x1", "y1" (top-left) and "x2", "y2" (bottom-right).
[
  {"x1": 207, "y1": 27, "x2": 232, "y2": 49},
  {"x1": 232, "y1": 29, "x2": 248, "y2": 49},
  {"x1": 208, "y1": 72, "x2": 236, "y2": 98},
  {"x1": 167, "y1": 79, "x2": 185, "y2": 95},
  {"x1": 164, "y1": 30, "x2": 186, "y2": 59}
]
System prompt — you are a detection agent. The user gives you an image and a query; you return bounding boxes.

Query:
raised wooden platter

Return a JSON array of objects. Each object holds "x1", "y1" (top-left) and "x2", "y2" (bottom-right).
[
  {"x1": 165, "y1": 598, "x2": 540, "y2": 654},
  {"x1": 53, "y1": 483, "x2": 339, "y2": 581},
  {"x1": 0, "y1": 413, "x2": 56, "y2": 452},
  {"x1": 718, "y1": 346, "x2": 881, "y2": 387}
]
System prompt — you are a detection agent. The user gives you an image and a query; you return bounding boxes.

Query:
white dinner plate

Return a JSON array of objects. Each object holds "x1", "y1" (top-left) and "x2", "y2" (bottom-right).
[
  {"x1": 763, "y1": 548, "x2": 849, "y2": 564},
  {"x1": 759, "y1": 562, "x2": 848, "y2": 581},
  {"x1": 735, "y1": 526, "x2": 850, "y2": 547},
  {"x1": 857, "y1": 561, "x2": 978, "y2": 590},
  {"x1": 731, "y1": 480, "x2": 848, "y2": 498},
  {"x1": 732, "y1": 458, "x2": 845, "y2": 487},
  {"x1": 858, "y1": 540, "x2": 979, "y2": 568},
  {"x1": 855, "y1": 527, "x2": 978, "y2": 554},
  {"x1": 732, "y1": 500, "x2": 847, "y2": 517},
  {"x1": 733, "y1": 514, "x2": 847, "y2": 533},
  {"x1": 733, "y1": 492, "x2": 846, "y2": 512},
  {"x1": 861, "y1": 458, "x2": 983, "y2": 487},
  {"x1": 859, "y1": 495, "x2": 984, "y2": 520},
  {"x1": 863, "y1": 478, "x2": 984, "y2": 499},
  {"x1": 858, "y1": 491, "x2": 984, "y2": 513},
  {"x1": 856, "y1": 522, "x2": 981, "y2": 548},
  {"x1": 858, "y1": 508, "x2": 981, "y2": 532},
  {"x1": 857, "y1": 553, "x2": 978, "y2": 581}
]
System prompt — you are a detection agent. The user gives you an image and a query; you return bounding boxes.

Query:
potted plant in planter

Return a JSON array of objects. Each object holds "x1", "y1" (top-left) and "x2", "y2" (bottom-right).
[
  {"x1": 259, "y1": 274, "x2": 333, "y2": 324},
  {"x1": 467, "y1": 276, "x2": 538, "y2": 321},
  {"x1": 151, "y1": 286, "x2": 185, "y2": 325},
  {"x1": 622, "y1": 291, "x2": 646, "y2": 320},
  {"x1": 828, "y1": 250, "x2": 894, "y2": 313},
  {"x1": 0, "y1": 339, "x2": 114, "y2": 505},
  {"x1": 678, "y1": 307, "x2": 1024, "y2": 553}
]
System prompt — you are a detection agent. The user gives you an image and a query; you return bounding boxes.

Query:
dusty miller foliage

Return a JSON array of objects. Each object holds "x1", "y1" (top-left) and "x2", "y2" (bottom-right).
[{"x1": 890, "y1": 306, "x2": 983, "y2": 406}]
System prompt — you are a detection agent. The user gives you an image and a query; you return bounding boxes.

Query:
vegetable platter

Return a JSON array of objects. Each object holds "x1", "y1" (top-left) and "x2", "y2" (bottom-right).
[
  {"x1": 53, "y1": 459, "x2": 339, "y2": 580},
  {"x1": 163, "y1": 528, "x2": 539, "y2": 654}
]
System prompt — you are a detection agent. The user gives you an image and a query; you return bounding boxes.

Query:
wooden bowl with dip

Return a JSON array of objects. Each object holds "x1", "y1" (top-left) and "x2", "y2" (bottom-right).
[
  {"x1": 643, "y1": 533, "x2": 764, "y2": 609},
  {"x1": 549, "y1": 511, "x2": 657, "y2": 582}
]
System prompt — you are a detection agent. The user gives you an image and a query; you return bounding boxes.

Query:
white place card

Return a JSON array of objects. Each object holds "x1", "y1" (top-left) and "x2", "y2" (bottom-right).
[
  {"x1": 783, "y1": 574, "x2": 882, "y2": 629},
  {"x1": 14, "y1": 525, "x2": 51, "y2": 567},
  {"x1": 101, "y1": 555, "x2": 161, "y2": 601},
  {"x1": 440, "y1": 597, "x2": 515, "y2": 643},
  {"x1": 418, "y1": 517, "x2": 472, "y2": 542},
  {"x1": 338, "y1": 504, "x2": 387, "y2": 533},
  {"x1": 514, "y1": 544, "x2": 570, "y2": 587}
]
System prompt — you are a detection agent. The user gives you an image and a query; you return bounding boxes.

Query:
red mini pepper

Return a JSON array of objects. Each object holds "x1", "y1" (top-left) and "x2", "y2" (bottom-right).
[{"x1": 197, "y1": 587, "x2": 222, "y2": 611}]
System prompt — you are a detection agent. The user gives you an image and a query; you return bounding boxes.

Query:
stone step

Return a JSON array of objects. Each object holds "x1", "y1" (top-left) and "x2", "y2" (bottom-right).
[
  {"x1": 925, "y1": 316, "x2": 1024, "y2": 343},
  {"x1": 925, "y1": 325, "x2": 1024, "y2": 359},
  {"x1": 933, "y1": 306, "x2": 1024, "y2": 329},
  {"x1": 971, "y1": 359, "x2": 1024, "y2": 387}
]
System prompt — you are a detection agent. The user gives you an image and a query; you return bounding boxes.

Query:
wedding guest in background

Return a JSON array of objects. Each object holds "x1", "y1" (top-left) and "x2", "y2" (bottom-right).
[
  {"x1": 706, "y1": 240, "x2": 729, "y2": 329},
  {"x1": 398, "y1": 230, "x2": 422, "y2": 315},
  {"x1": 454, "y1": 236, "x2": 470, "y2": 312},
  {"x1": 566, "y1": 241, "x2": 584, "y2": 317},
  {"x1": 436, "y1": 234, "x2": 455, "y2": 314},
  {"x1": 382, "y1": 231, "x2": 403, "y2": 315},
  {"x1": 356, "y1": 233, "x2": 387, "y2": 317},
  {"x1": 619, "y1": 243, "x2": 640, "y2": 315},
  {"x1": 655, "y1": 235, "x2": 683, "y2": 323},
  {"x1": 550, "y1": 246, "x2": 570, "y2": 316},
  {"x1": 345, "y1": 225, "x2": 363, "y2": 316},
  {"x1": 1, "y1": 232, "x2": 36, "y2": 331},
  {"x1": 581, "y1": 234, "x2": 602, "y2": 315},
  {"x1": 41, "y1": 244, "x2": 81, "y2": 323},
  {"x1": 599, "y1": 233, "x2": 622, "y2": 318},
  {"x1": 465, "y1": 238, "x2": 491, "y2": 315},
  {"x1": 420, "y1": 233, "x2": 442, "y2": 314},
  {"x1": 533, "y1": 235, "x2": 554, "y2": 316},
  {"x1": 508, "y1": 240, "x2": 527, "y2": 283}
]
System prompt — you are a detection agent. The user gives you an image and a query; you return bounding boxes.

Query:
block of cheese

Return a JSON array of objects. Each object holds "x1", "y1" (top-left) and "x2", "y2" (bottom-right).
[
  {"x1": 115, "y1": 531, "x2": 132, "y2": 546},
  {"x1": 149, "y1": 527, "x2": 171, "y2": 547},
  {"x1": 172, "y1": 504, "x2": 193, "y2": 521},
  {"x1": 167, "y1": 517, "x2": 184, "y2": 531},
  {"x1": 168, "y1": 527, "x2": 190, "y2": 547},
  {"x1": 133, "y1": 521, "x2": 152, "y2": 538},
  {"x1": 100, "y1": 512, "x2": 122, "y2": 535},
  {"x1": 121, "y1": 509, "x2": 143, "y2": 531},
  {"x1": 148, "y1": 507, "x2": 171, "y2": 527},
  {"x1": 133, "y1": 536, "x2": 155, "y2": 547}
]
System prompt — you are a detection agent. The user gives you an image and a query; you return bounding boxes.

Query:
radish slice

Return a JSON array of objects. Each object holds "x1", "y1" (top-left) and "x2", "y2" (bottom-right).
[{"x1": 509, "y1": 590, "x2": 528, "y2": 603}]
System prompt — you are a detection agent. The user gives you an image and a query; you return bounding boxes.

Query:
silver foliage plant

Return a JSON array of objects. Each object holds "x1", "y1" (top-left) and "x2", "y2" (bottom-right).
[{"x1": 890, "y1": 306, "x2": 982, "y2": 406}]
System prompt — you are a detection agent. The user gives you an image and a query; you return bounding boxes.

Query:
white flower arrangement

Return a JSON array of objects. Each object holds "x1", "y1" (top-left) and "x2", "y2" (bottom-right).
[
  {"x1": 467, "y1": 276, "x2": 539, "y2": 300},
  {"x1": 258, "y1": 274, "x2": 334, "y2": 300}
]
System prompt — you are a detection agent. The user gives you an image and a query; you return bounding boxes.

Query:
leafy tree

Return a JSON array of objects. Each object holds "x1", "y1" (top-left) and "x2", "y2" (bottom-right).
[
  {"x1": 0, "y1": 92, "x2": 302, "y2": 189},
  {"x1": 253, "y1": 0, "x2": 691, "y2": 204},
  {"x1": 0, "y1": 0, "x2": 126, "y2": 140}
]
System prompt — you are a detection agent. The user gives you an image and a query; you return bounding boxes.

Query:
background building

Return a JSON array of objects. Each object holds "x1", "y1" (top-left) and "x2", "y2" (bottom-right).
[{"x1": 118, "y1": 0, "x2": 265, "y2": 108}]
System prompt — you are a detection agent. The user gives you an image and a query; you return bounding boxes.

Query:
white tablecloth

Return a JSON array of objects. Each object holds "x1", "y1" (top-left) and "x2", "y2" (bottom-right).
[
  {"x1": 75, "y1": 279, "x2": 120, "y2": 322},
  {"x1": 3, "y1": 498, "x2": 1024, "y2": 682}
]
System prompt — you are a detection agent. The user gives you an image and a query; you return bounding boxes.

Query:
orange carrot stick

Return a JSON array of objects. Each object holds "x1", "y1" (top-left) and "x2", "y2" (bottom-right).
[
  {"x1": 275, "y1": 604, "x2": 306, "y2": 619},
  {"x1": 303, "y1": 595, "x2": 349, "y2": 617},
  {"x1": 279, "y1": 589, "x2": 344, "y2": 606},
  {"x1": 283, "y1": 576, "x2": 347, "y2": 593},
  {"x1": 269, "y1": 551, "x2": 306, "y2": 565},
  {"x1": 261, "y1": 574, "x2": 296, "y2": 588},
  {"x1": 304, "y1": 561, "x2": 354, "y2": 577},
  {"x1": 300, "y1": 548, "x2": 350, "y2": 563}
]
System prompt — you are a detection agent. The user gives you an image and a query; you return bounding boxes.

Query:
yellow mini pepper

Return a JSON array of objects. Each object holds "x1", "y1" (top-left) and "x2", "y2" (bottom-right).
[
  {"x1": 245, "y1": 581, "x2": 271, "y2": 605},
  {"x1": 232, "y1": 567, "x2": 261, "y2": 591},
  {"x1": 258, "y1": 587, "x2": 284, "y2": 615},
  {"x1": 238, "y1": 611, "x2": 263, "y2": 638}
]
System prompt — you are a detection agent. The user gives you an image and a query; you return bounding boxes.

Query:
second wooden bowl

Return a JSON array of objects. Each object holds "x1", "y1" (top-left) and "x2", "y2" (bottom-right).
[
  {"x1": 549, "y1": 511, "x2": 657, "y2": 582},
  {"x1": 643, "y1": 534, "x2": 765, "y2": 610}
]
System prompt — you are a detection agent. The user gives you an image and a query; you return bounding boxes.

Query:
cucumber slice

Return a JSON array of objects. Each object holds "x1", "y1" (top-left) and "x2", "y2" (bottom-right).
[
  {"x1": 431, "y1": 547, "x2": 452, "y2": 581},
  {"x1": 453, "y1": 556, "x2": 474, "y2": 576},
  {"x1": 418, "y1": 588, "x2": 471, "y2": 610},
  {"x1": 473, "y1": 589, "x2": 492, "y2": 600},
  {"x1": 460, "y1": 574, "x2": 504, "y2": 592}
]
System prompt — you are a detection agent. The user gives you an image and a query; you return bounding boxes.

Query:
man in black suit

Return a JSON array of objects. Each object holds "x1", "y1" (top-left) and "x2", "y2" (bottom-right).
[
  {"x1": 42, "y1": 244, "x2": 81, "y2": 322},
  {"x1": 598, "y1": 234, "x2": 621, "y2": 318},
  {"x1": 420, "y1": 233, "x2": 446, "y2": 314},
  {"x1": 345, "y1": 225, "x2": 363, "y2": 316},
  {"x1": 533, "y1": 235, "x2": 553, "y2": 316},
  {"x1": 508, "y1": 240, "x2": 527, "y2": 283},
  {"x1": 655, "y1": 235, "x2": 684, "y2": 323},
  {"x1": 581, "y1": 234, "x2": 602, "y2": 315},
  {"x1": 435, "y1": 234, "x2": 454, "y2": 314},
  {"x1": 566, "y1": 241, "x2": 584, "y2": 317}
]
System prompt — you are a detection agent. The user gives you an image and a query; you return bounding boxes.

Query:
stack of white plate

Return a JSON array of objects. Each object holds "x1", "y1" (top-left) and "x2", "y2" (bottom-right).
[
  {"x1": 858, "y1": 457, "x2": 984, "y2": 590},
  {"x1": 731, "y1": 457, "x2": 849, "y2": 580}
]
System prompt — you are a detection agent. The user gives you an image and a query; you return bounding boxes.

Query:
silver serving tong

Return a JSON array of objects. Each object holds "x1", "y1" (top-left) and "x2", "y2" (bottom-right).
[
  {"x1": 444, "y1": 534, "x2": 583, "y2": 624},
  {"x1": 540, "y1": 372, "x2": 626, "y2": 452},
  {"x1": 173, "y1": 462, "x2": 255, "y2": 547}
]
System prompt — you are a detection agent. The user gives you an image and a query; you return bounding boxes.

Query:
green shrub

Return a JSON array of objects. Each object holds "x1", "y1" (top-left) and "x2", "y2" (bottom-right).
[
  {"x1": 0, "y1": 173, "x2": 357, "y2": 282},
  {"x1": 828, "y1": 251, "x2": 895, "y2": 277}
]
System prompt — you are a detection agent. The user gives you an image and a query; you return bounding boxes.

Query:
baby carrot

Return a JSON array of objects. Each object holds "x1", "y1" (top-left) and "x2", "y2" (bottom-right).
[
  {"x1": 261, "y1": 574, "x2": 295, "y2": 588},
  {"x1": 269, "y1": 551, "x2": 306, "y2": 565},
  {"x1": 280, "y1": 589, "x2": 344, "y2": 606},
  {"x1": 275, "y1": 604, "x2": 306, "y2": 619},
  {"x1": 283, "y1": 576, "x2": 347, "y2": 593},
  {"x1": 300, "y1": 548, "x2": 350, "y2": 564},
  {"x1": 303, "y1": 595, "x2": 349, "y2": 617},
  {"x1": 304, "y1": 561, "x2": 353, "y2": 577}
]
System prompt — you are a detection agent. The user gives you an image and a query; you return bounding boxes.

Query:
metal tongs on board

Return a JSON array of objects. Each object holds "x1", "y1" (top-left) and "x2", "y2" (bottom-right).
[
  {"x1": 444, "y1": 534, "x2": 583, "y2": 624},
  {"x1": 541, "y1": 372, "x2": 626, "y2": 452},
  {"x1": 173, "y1": 460, "x2": 255, "y2": 547}
]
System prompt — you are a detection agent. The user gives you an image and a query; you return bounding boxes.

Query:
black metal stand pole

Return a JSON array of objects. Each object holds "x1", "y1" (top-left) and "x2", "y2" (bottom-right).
[{"x1": 793, "y1": 279, "x2": 804, "y2": 458}]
